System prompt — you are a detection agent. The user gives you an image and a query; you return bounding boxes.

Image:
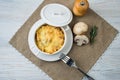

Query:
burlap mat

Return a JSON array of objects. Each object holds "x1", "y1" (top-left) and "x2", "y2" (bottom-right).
[{"x1": 9, "y1": 0, "x2": 118, "y2": 80}]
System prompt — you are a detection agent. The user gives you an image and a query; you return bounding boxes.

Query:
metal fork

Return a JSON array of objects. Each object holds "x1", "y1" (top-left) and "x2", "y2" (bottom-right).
[{"x1": 59, "y1": 53, "x2": 95, "y2": 80}]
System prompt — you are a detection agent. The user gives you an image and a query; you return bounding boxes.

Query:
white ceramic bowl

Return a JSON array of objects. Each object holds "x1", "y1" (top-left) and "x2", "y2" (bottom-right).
[{"x1": 28, "y1": 19, "x2": 69, "y2": 55}]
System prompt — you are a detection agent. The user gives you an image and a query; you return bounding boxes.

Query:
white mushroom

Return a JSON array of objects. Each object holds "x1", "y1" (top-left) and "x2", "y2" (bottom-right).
[
  {"x1": 73, "y1": 22, "x2": 88, "y2": 35},
  {"x1": 74, "y1": 35, "x2": 89, "y2": 46}
]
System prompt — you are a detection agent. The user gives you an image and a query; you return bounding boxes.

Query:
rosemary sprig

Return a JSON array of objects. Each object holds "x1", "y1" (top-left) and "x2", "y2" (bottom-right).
[{"x1": 90, "y1": 26, "x2": 98, "y2": 44}]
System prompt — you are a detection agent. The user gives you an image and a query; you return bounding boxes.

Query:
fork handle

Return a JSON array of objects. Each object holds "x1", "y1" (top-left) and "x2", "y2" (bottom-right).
[{"x1": 77, "y1": 68, "x2": 95, "y2": 80}]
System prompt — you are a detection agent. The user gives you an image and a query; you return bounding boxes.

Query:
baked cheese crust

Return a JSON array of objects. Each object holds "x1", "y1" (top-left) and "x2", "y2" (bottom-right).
[{"x1": 35, "y1": 24, "x2": 64, "y2": 54}]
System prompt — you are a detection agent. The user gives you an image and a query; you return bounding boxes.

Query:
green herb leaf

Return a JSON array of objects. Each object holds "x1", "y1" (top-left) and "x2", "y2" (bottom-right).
[{"x1": 90, "y1": 26, "x2": 98, "y2": 44}]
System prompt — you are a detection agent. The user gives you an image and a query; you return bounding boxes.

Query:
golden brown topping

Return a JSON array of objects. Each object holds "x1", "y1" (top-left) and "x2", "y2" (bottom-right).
[{"x1": 35, "y1": 24, "x2": 64, "y2": 54}]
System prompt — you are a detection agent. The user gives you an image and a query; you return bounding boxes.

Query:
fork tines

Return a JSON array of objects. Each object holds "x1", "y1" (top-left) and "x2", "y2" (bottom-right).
[{"x1": 59, "y1": 53, "x2": 74, "y2": 67}]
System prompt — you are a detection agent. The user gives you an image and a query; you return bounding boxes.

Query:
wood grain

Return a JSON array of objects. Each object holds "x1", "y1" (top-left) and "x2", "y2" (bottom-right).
[{"x1": 0, "y1": 0, "x2": 120, "y2": 80}]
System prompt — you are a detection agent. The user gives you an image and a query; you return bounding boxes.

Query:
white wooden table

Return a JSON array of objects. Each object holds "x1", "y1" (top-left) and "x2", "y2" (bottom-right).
[{"x1": 0, "y1": 0, "x2": 120, "y2": 80}]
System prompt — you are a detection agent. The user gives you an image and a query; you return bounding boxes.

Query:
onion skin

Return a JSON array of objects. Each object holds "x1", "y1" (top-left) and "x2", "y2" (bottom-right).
[{"x1": 73, "y1": 0, "x2": 89, "y2": 16}]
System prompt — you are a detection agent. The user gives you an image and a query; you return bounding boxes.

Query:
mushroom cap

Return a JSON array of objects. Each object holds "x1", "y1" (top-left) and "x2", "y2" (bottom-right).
[
  {"x1": 74, "y1": 35, "x2": 89, "y2": 46},
  {"x1": 73, "y1": 22, "x2": 88, "y2": 35}
]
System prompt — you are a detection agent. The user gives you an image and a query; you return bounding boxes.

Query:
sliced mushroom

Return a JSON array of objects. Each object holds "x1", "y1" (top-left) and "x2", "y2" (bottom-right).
[{"x1": 74, "y1": 35, "x2": 89, "y2": 46}]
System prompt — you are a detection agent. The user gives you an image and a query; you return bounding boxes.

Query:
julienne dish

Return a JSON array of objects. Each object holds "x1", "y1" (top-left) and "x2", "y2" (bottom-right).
[
  {"x1": 28, "y1": 3, "x2": 73, "y2": 61},
  {"x1": 35, "y1": 24, "x2": 65, "y2": 55}
]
